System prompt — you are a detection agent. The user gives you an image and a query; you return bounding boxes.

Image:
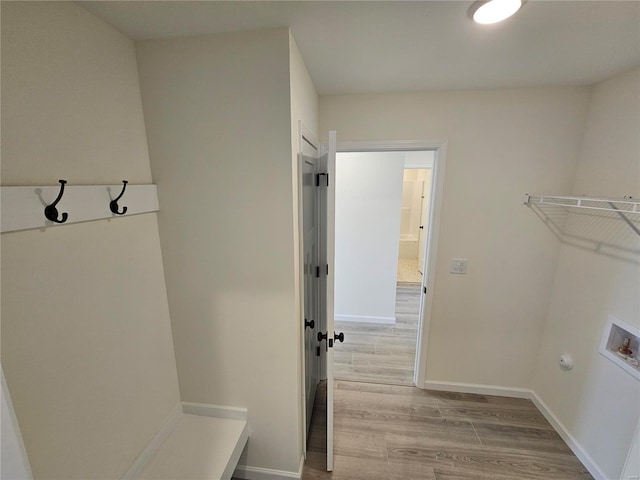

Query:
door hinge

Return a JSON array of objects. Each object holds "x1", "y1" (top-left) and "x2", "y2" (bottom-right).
[
  {"x1": 423, "y1": 286, "x2": 427, "y2": 294},
  {"x1": 316, "y1": 346, "x2": 321, "y2": 357},
  {"x1": 315, "y1": 265, "x2": 328, "y2": 278},
  {"x1": 315, "y1": 172, "x2": 329, "y2": 187}
]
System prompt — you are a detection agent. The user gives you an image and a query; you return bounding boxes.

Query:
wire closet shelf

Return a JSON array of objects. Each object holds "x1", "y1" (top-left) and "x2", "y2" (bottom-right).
[
  {"x1": 524, "y1": 194, "x2": 640, "y2": 214},
  {"x1": 523, "y1": 194, "x2": 640, "y2": 236}
]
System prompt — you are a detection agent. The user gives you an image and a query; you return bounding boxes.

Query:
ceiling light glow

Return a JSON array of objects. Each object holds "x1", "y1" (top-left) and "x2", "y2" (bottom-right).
[{"x1": 469, "y1": 0, "x2": 524, "y2": 24}]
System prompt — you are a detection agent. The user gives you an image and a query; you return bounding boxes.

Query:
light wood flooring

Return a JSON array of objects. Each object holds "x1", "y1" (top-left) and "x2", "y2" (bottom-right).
[
  {"x1": 334, "y1": 283, "x2": 420, "y2": 386},
  {"x1": 303, "y1": 381, "x2": 593, "y2": 480}
]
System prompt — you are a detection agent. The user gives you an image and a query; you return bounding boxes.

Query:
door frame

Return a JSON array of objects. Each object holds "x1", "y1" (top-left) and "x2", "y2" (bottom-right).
[{"x1": 333, "y1": 139, "x2": 447, "y2": 388}]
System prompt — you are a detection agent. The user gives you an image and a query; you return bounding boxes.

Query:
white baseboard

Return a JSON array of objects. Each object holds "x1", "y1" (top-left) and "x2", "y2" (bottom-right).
[
  {"x1": 232, "y1": 462, "x2": 302, "y2": 480},
  {"x1": 182, "y1": 402, "x2": 248, "y2": 421},
  {"x1": 422, "y1": 380, "x2": 608, "y2": 480},
  {"x1": 334, "y1": 314, "x2": 395, "y2": 324},
  {"x1": 529, "y1": 392, "x2": 607, "y2": 480},
  {"x1": 423, "y1": 380, "x2": 531, "y2": 398},
  {"x1": 122, "y1": 402, "x2": 183, "y2": 480}
]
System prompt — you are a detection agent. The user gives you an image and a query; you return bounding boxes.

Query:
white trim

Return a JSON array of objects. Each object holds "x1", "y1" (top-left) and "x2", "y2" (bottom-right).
[
  {"x1": 296, "y1": 120, "x2": 308, "y2": 461},
  {"x1": 337, "y1": 139, "x2": 448, "y2": 152},
  {"x1": 421, "y1": 380, "x2": 608, "y2": 480},
  {"x1": 122, "y1": 402, "x2": 183, "y2": 480},
  {"x1": 423, "y1": 380, "x2": 532, "y2": 399},
  {"x1": 232, "y1": 464, "x2": 302, "y2": 480},
  {"x1": 334, "y1": 314, "x2": 395, "y2": 324},
  {"x1": 622, "y1": 418, "x2": 640, "y2": 480},
  {"x1": 530, "y1": 392, "x2": 607, "y2": 480},
  {"x1": 181, "y1": 402, "x2": 248, "y2": 421},
  {"x1": 326, "y1": 131, "x2": 337, "y2": 471},
  {"x1": 223, "y1": 421, "x2": 250, "y2": 480},
  {"x1": 414, "y1": 141, "x2": 447, "y2": 388}
]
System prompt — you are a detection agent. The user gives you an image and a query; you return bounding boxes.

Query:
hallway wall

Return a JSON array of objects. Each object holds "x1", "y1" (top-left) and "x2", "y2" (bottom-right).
[
  {"x1": 335, "y1": 152, "x2": 405, "y2": 323},
  {"x1": 136, "y1": 28, "x2": 307, "y2": 474}
]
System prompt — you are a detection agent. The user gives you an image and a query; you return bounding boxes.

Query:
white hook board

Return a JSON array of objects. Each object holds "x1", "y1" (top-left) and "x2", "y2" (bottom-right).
[{"x1": 1, "y1": 184, "x2": 159, "y2": 233}]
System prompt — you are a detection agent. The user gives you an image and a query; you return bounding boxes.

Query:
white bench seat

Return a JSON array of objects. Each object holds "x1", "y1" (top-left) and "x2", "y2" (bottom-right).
[{"x1": 126, "y1": 403, "x2": 248, "y2": 480}]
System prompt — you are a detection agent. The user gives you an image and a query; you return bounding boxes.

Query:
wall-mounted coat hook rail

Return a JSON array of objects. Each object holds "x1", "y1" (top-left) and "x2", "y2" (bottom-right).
[
  {"x1": 44, "y1": 179, "x2": 69, "y2": 224},
  {"x1": 1, "y1": 183, "x2": 159, "y2": 233},
  {"x1": 110, "y1": 180, "x2": 128, "y2": 215}
]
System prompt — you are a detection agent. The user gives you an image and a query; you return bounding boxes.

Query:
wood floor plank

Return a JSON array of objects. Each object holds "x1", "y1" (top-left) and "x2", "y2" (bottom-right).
[
  {"x1": 428, "y1": 389, "x2": 537, "y2": 407},
  {"x1": 386, "y1": 460, "x2": 436, "y2": 479},
  {"x1": 386, "y1": 440, "x2": 592, "y2": 480},
  {"x1": 473, "y1": 422, "x2": 573, "y2": 455},
  {"x1": 335, "y1": 364, "x2": 414, "y2": 380},
  {"x1": 335, "y1": 415, "x2": 479, "y2": 445},
  {"x1": 334, "y1": 284, "x2": 420, "y2": 385},
  {"x1": 336, "y1": 380, "x2": 424, "y2": 397},
  {"x1": 329, "y1": 455, "x2": 392, "y2": 480},
  {"x1": 438, "y1": 400, "x2": 552, "y2": 429},
  {"x1": 336, "y1": 390, "x2": 441, "y2": 421},
  {"x1": 335, "y1": 342, "x2": 376, "y2": 354},
  {"x1": 334, "y1": 430, "x2": 388, "y2": 460},
  {"x1": 350, "y1": 352, "x2": 417, "y2": 367}
]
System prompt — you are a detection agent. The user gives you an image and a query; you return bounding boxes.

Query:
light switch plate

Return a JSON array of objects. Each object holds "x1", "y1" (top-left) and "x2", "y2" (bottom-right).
[{"x1": 450, "y1": 258, "x2": 468, "y2": 274}]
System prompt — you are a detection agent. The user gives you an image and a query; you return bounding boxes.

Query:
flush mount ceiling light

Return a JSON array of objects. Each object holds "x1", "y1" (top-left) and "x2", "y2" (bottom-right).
[{"x1": 469, "y1": 0, "x2": 525, "y2": 24}]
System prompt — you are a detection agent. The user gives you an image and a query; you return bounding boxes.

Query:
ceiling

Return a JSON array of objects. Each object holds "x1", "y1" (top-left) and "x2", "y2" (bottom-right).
[{"x1": 78, "y1": 1, "x2": 640, "y2": 95}]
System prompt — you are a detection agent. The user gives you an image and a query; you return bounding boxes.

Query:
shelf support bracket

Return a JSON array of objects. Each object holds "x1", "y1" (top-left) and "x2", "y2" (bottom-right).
[{"x1": 608, "y1": 202, "x2": 640, "y2": 236}]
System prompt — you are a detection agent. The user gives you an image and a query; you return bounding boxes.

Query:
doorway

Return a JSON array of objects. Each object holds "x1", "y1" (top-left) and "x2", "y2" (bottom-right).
[
  {"x1": 332, "y1": 141, "x2": 446, "y2": 388},
  {"x1": 299, "y1": 135, "x2": 446, "y2": 471}
]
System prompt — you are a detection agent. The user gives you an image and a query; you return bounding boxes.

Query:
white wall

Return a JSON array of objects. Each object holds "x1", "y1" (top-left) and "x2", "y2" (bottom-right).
[
  {"x1": 1, "y1": 368, "x2": 32, "y2": 479},
  {"x1": 622, "y1": 419, "x2": 640, "y2": 480},
  {"x1": 532, "y1": 68, "x2": 640, "y2": 480},
  {"x1": 1, "y1": 3, "x2": 180, "y2": 478},
  {"x1": 335, "y1": 152, "x2": 405, "y2": 323},
  {"x1": 289, "y1": 31, "x2": 320, "y2": 463},
  {"x1": 136, "y1": 28, "x2": 303, "y2": 474},
  {"x1": 321, "y1": 87, "x2": 590, "y2": 388}
]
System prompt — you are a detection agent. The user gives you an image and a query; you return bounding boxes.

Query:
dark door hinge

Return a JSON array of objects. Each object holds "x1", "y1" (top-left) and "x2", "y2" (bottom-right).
[
  {"x1": 315, "y1": 172, "x2": 329, "y2": 187},
  {"x1": 423, "y1": 286, "x2": 427, "y2": 294},
  {"x1": 316, "y1": 346, "x2": 321, "y2": 357},
  {"x1": 315, "y1": 266, "x2": 321, "y2": 278}
]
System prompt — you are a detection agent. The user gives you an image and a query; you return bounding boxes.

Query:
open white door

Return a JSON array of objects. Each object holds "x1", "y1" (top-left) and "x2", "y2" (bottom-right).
[
  {"x1": 324, "y1": 131, "x2": 337, "y2": 471},
  {"x1": 417, "y1": 169, "x2": 432, "y2": 274}
]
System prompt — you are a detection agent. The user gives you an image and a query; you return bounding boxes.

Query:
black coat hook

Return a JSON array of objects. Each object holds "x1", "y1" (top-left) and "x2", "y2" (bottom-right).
[
  {"x1": 110, "y1": 180, "x2": 128, "y2": 215},
  {"x1": 44, "y1": 180, "x2": 69, "y2": 224}
]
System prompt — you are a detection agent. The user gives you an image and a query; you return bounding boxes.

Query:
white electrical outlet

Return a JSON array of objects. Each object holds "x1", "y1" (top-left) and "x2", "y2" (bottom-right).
[{"x1": 450, "y1": 258, "x2": 468, "y2": 274}]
